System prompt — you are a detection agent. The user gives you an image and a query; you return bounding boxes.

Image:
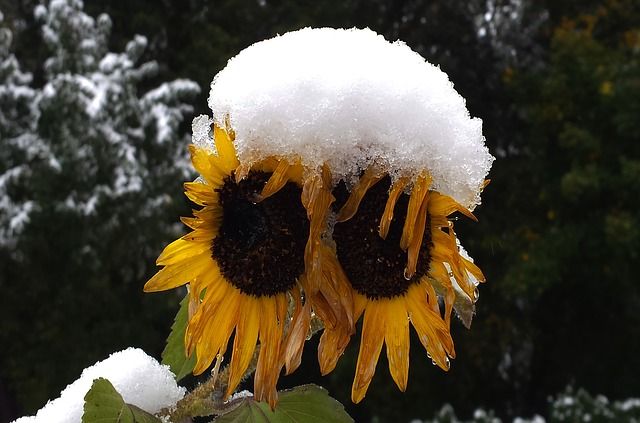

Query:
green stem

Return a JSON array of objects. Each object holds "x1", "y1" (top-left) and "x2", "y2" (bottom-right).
[{"x1": 157, "y1": 346, "x2": 259, "y2": 422}]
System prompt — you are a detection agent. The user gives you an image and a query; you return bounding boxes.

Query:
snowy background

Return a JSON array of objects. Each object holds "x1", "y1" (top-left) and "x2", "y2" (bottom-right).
[{"x1": 1, "y1": 0, "x2": 639, "y2": 422}]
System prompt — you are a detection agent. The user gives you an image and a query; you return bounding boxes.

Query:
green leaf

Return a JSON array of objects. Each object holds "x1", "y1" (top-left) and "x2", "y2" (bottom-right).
[
  {"x1": 129, "y1": 405, "x2": 164, "y2": 423},
  {"x1": 161, "y1": 293, "x2": 196, "y2": 380},
  {"x1": 82, "y1": 378, "x2": 162, "y2": 423},
  {"x1": 214, "y1": 384, "x2": 353, "y2": 423},
  {"x1": 82, "y1": 378, "x2": 134, "y2": 423}
]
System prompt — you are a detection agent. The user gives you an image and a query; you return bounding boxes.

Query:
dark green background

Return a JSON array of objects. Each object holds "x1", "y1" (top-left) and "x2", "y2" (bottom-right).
[{"x1": 1, "y1": 0, "x2": 639, "y2": 421}]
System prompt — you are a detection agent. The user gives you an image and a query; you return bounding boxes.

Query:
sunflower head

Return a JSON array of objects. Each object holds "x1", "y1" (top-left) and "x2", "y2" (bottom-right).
[{"x1": 146, "y1": 27, "x2": 493, "y2": 407}]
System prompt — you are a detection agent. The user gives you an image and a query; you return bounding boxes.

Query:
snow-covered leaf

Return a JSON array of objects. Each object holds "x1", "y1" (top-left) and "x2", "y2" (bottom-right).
[{"x1": 82, "y1": 377, "x2": 161, "y2": 423}]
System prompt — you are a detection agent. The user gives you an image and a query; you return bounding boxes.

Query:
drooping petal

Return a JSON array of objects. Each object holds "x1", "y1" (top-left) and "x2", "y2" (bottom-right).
[
  {"x1": 385, "y1": 298, "x2": 410, "y2": 392},
  {"x1": 303, "y1": 244, "x2": 354, "y2": 331},
  {"x1": 337, "y1": 166, "x2": 383, "y2": 222},
  {"x1": 426, "y1": 262, "x2": 457, "y2": 327},
  {"x1": 254, "y1": 296, "x2": 285, "y2": 409},
  {"x1": 406, "y1": 282, "x2": 454, "y2": 371},
  {"x1": 191, "y1": 285, "x2": 240, "y2": 375},
  {"x1": 318, "y1": 323, "x2": 353, "y2": 375},
  {"x1": 379, "y1": 176, "x2": 409, "y2": 239},
  {"x1": 352, "y1": 300, "x2": 386, "y2": 404},
  {"x1": 185, "y1": 276, "x2": 242, "y2": 358},
  {"x1": 405, "y1": 190, "x2": 430, "y2": 278},
  {"x1": 428, "y1": 191, "x2": 477, "y2": 222},
  {"x1": 282, "y1": 286, "x2": 312, "y2": 375},
  {"x1": 400, "y1": 173, "x2": 431, "y2": 250},
  {"x1": 226, "y1": 296, "x2": 260, "y2": 397},
  {"x1": 260, "y1": 159, "x2": 294, "y2": 200},
  {"x1": 302, "y1": 166, "x2": 334, "y2": 275}
]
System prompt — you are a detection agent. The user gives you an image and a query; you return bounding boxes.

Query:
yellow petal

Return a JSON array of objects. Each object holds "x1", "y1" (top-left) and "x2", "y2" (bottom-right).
[
  {"x1": 185, "y1": 275, "x2": 229, "y2": 354},
  {"x1": 352, "y1": 300, "x2": 386, "y2": 404},
  {"x1": 184, "y1": 181, "x2": 219, "y2": 206},
  {"x1": 405, "y1": 190, "x2": 429, "y2": 278},
  {"x1": 188, "y1": 145, "x2": 228, "y2": 186},
  {"x1": 462, "y1": 255, "x2": 485, "y2": 283},
  {"x1": 406, "y1": 283, "x2": 454, "y2": 371},
  {"x1": 254, "y1": 296, "x2": 284, "y2": 409},
  {"x1": 226, "y1": 296, "x2": 259, "y2": 397},
  {"x1": 302, "y1": 243, "x2": 354, "y2": 332},
  {"x1": 426, "y1": 262, "x2": 455, "y2": 328},
  {"x1": 379, "y1": 176, "x2": 409, "y2": 239},
  {"x1": 428, "y1": 191, "x2": 477, "y2": 221},
  {"x1": 318, "y1": 324, "x2": 353, "y2": 375},
  {"x1": 144, "y1": 253, "x2": 212, "y2": 292},
  {"x1": 213, "y1": 124, "x2": 239, "y2": 173},
  {"x1": 282, "y1": 287, "x2": 312, "y2": 375},
  {"x1": 301, "y1": 167, "x2": 334, "y2": 272},
  {"x1": 156, "y1": 238, "x2": 210, "y2": 266},
  {"x1": 192, "y1": 286, "x2": 240, "y2": 375},
  {"x1": 180, "y1": 228, "x2": 218, "y2": 242},
  {"x1": 385, "y1": 299, "x2": 410, "y2": 391},
  {"x1": 337, "y1": 166, "x2": 383, "y2": 222},
  {"x1": 260, "y1": 159, "x2": 293, "y2": 200},
  {"x1": 400, "y1": 173, "x2": 431, "y2": 250}
]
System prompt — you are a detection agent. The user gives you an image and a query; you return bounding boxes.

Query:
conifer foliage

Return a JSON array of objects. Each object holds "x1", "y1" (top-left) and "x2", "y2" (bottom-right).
[{"x1": 0, "y1": 0, "x2": 198, "y2": 412}]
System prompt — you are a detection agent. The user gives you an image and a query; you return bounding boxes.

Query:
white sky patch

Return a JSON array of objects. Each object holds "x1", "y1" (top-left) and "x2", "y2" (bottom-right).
[
  {"x1": 208, "y1": 27, "x2": 493, "y2": 208},
  {"x1": 12, "y1": 348, "x2": 185, "y2": 423}
]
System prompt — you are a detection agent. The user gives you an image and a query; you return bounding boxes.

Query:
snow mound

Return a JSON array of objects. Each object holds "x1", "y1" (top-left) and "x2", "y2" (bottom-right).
[
  {"x1": 208, "y1": 27, "x2": 493, "y2": 208},
  {"x1": 12, "y1": 348, "x2": 185, "y2": 423}
]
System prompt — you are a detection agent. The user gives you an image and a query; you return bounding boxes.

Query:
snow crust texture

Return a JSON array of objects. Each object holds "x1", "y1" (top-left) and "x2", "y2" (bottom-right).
[
  {"x1": 12, "y1": 348, "x2": 185, "y2": 423},
  {"x1": 208, "y1": 27, "x2": 493, "y2": 208}
]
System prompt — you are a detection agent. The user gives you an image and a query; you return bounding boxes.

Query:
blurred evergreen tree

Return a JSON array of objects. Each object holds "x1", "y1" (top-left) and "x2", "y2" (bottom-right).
[{"x1": 0, "y1": 0, "x2": 198, "y2": 414}]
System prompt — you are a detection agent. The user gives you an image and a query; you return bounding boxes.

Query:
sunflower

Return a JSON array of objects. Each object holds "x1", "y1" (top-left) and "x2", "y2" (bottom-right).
[
  {"x1": 144, "y1": 124, "x2": 352, "y2": 407},
  {"x1": 329, "y1": 167, "x2": 486, "y2": 403}
]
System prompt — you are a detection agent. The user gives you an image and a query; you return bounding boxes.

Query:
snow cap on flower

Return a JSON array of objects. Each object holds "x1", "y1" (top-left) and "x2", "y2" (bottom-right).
[{"x1": 207, "y1": 27, "x2": 493, "y2": 208}]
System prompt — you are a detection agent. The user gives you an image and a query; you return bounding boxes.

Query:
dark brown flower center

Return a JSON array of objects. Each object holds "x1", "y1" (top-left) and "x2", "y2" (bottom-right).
[
  {"x1": 332, "y1": 176, "x2": 432, "y2": 299},
  {"x1": 211, "y1": 171, "x2": 308, "y2": 297}
]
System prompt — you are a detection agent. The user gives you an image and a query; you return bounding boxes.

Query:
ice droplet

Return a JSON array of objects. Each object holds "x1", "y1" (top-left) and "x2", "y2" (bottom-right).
[{"x1": 403, "y1": 267, "x2": 411, "y2": 280}]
